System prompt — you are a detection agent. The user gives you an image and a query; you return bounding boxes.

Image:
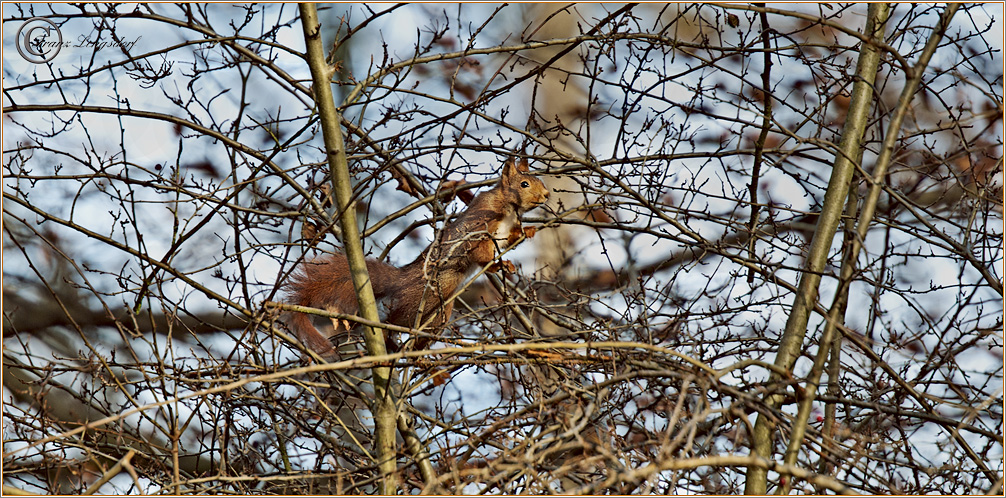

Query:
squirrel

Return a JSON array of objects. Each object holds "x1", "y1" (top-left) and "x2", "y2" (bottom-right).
[{"x1": 285, "y1": 158, "x2": 550, "y2": 358}]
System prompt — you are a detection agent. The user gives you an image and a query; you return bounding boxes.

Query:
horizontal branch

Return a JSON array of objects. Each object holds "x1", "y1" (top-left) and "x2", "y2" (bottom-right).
[{"x1": 580, "y1": 453, "x2": 859, "y2": 495}]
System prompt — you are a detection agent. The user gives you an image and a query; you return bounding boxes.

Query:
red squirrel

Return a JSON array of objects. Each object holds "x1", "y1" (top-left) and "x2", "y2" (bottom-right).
[{"x1": 285, "y1": 158, "x2": 550, "y2": 358}]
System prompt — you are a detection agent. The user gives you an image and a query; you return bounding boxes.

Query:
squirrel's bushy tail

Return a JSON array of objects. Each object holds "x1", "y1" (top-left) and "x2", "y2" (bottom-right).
[
  {"x1": 284, "y1": 259, "x2": 353, "y2": 359},
  {"x1": 284, "y1": 305, "x2": 338, "y2": 358}
]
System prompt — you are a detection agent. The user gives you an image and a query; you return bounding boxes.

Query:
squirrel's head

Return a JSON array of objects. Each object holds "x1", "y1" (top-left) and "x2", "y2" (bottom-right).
[{"x1": 501, "y1": 157, "x2": 550, "y2": 214}]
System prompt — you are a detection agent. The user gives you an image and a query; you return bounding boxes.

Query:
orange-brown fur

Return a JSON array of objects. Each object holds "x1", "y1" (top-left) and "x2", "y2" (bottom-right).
[{"x1": 285, "y1": 158, "x2": 549, "y2": 358}]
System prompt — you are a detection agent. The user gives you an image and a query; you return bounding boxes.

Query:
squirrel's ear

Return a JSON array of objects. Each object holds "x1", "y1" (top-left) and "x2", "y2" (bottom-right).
[
  {"x1": 502, "y1": 157, "x2": 529, "y2": 178},
  {"x1": 502, "y1": 158, "x2": 517, "y2": 178}
]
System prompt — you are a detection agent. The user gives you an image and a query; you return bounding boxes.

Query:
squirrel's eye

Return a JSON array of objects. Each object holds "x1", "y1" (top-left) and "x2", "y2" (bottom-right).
[{"x1": 521, "y1": 181, "x2": 529, "y2": 188}]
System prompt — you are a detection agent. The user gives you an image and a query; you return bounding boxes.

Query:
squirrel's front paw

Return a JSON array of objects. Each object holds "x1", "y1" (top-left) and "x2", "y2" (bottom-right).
[
  {"x1": 488, "y1": 260, "x2": 517, "y2": 273},
  {"x1": 523, "y1": 226, "x2": 537, "y2": 239}
]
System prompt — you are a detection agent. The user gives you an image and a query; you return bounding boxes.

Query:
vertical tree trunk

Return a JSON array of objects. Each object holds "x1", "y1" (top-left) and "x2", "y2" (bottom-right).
[
  {"x1": 299, "y1": 4, "x2": 398, "y2": 493},
  {"x1": 781, "y1": 6, "x2": 964, "y2": 493},
  {"x1": 743, "y1": 3, "x2": 890, "y2": 494}
]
